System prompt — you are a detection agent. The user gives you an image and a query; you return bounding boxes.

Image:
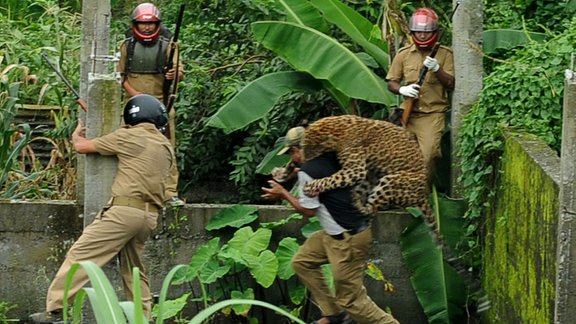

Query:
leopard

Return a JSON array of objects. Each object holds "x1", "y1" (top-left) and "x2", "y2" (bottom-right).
[
  {"x1": 301, "y1": 115, "x2": 429, "y2": 217},
  {"x1": 300, "y1": 115, "x2": 488, "y2": 311}
]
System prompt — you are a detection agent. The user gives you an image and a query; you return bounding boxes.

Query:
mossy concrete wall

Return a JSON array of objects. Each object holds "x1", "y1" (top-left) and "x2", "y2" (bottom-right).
[
  {"x1": 0, "y1": 202, "x2": 425, "y2": 323},
  {"x1": 483, "y1": 133, "x2": 560, "y2": 323}
]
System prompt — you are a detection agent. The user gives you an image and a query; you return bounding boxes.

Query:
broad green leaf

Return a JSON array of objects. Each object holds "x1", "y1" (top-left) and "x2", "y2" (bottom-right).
[
  {"x1": 189, "y1": 299, "x2": 306, "y2": 324},
  {"x1": 255, "y1": 136, "x2": 291, "y2": 175},
  {"x1": 230, "y1": 289, "x2": 254, "y2": 316},
  {"x1": 206, "y1": 205, "x2": 259, "y2": 230},
  {"x1": 244, "y1": 250, "x2": 279, "y2": 288},
  {"x1": 274, "y1": 0, "x2": 329, "y2": 33},
  {"x1": 483, "y1": 29, "x2": 547, "y2": 54},
  {"x1": 310, "y1": 0, "x2": 389, "y2": 69},
  {"x1": 172, "y1": 238, "x2": 221, "y2": 284},
  {"x1": 152, "y1": 293, "x2": 190, "y2": 321},
  {"x1": 228, "y1": 227, "x2": 272, "y2": 256},
  {"x1": 400, "y1": 218, "x2": 467, "y2": 323},
  {"x1": 301, "y1": 216, "x2": 322, "y2": 238},
  {"x1": 288, "y1": 279, "x2": 307, "y2": 305},
  {"x1": 156, "y1": 264, "x2": 189, "y2": 324},
  {"x1": 206, "y1": 71, "x2": 322, "y2": 134},
  {"x1": 260, "y1": 213, "x2": 303, "y2": 229},
  {"x1": 198, "y1": 259, "x2": 232, "y2": 284},
  {"x1": 275, "y1": 237, "x2": 300, "y2": 279},
  {"x1": 252, "y1": 21, "x2": 395, "y2": 105}
]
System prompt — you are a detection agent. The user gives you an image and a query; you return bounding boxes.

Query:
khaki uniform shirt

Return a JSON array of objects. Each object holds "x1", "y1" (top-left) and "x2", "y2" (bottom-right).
[
  {"x1": 386, "y1": 44, "x2": 454, "y2": 113},
  {"x1": 92, "y1": 123, "x2": 174, "y2": 207}
]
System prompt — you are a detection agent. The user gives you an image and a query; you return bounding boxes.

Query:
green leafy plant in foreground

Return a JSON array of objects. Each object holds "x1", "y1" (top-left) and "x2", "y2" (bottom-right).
[
  {"x1": 60, "y1": 261, "x2": 304, "y2": 324},
  {"x1": 170, "y1": 204, "x2": 308, "y2": 322}
]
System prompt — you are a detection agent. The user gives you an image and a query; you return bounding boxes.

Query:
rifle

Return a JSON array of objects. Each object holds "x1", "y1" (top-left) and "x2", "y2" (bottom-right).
[
  {"x1": 163, "y1": 4, "x2": 185, "y2": 113},
  {"x1": 400, "y1": 42, "x2": 440, "y2": 128},
  {"x1": 41, "y1": 52, "x2": 88, "y2": 112}
]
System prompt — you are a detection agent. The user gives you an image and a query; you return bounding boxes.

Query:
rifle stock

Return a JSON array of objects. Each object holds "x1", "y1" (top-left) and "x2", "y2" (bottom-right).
[
  {"x1": 163, "y1": 4, "x2": 185, "y2": 112},
  {"x1": 400, "y1": 42, "x2": 441, "y2": 128}
]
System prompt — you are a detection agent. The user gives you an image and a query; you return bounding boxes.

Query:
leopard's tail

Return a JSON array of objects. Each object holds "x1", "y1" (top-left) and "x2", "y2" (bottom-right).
[{"x1": 420, "y1": 201, "x2": 490, "y2": 313}]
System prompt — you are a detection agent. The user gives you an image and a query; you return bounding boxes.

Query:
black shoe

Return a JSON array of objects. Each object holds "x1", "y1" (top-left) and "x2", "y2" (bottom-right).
[{"x1": 29, "y1": 310, "x2": 64, "y2": 323}]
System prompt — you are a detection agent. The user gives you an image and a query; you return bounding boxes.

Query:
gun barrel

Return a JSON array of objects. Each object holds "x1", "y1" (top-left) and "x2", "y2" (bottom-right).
[{"x1": 41, "y1": 52, "x2": 82, "y2": 100}]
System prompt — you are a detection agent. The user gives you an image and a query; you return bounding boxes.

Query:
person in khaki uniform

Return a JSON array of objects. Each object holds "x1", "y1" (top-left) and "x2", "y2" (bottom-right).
[
  {"x1": 262, "y1": 127, "x2": 399, "y2": 324},
  {"x1": 30, "y1": 95, "x2": 174, "y2": 323},
  {"x1": 118, "y1": 2, "x2": 184, "y2": 206},
  {"x1": 386, "y1": 7, "x2": 454, "y2": 178}
]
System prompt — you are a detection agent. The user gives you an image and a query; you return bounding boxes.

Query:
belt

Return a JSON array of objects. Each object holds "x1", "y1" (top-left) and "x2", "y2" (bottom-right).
[
  {"x1": 110, "y1": 196, "x2": 160, "y2": 213},
  {"x1": 331, "y1": 220, "x2": 370, "y2": 241}
]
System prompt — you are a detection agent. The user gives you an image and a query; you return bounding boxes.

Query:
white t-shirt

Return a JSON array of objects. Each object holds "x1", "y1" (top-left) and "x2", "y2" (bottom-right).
[{"x1": 297, "y1": 171, "x2": 346, "y2": 235}]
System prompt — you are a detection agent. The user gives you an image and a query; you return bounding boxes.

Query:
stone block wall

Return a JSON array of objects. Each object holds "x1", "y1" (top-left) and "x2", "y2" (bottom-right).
[{"x1": 483, "y1": 133, "x2": 561, "y2": 323}]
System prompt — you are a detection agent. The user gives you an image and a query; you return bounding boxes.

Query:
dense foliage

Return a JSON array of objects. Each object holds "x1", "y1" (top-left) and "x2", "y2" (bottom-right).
[{"x1": 456, "y1": 1, "x2": 576, "y2": 260}]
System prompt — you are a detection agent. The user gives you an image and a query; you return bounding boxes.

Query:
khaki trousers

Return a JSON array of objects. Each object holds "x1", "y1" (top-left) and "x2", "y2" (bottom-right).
[
  {"x1": 292, "y1": 227, "x2": 399, "y2": 324},
  {"x1": 46, "y1": 205, "x2": 158, "y2": 316},
  {"x1": 407, "y1": 112, "x2": 445, "y2": 181}
]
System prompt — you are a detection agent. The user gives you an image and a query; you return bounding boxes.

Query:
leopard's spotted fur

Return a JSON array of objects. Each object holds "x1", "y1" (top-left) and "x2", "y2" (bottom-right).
[
  {"x1": 300, "y1": 115, "x2": 488, "y2": 310},
  {"x1": 301, "y1": 115, "x2": 430, "y2": 217}
]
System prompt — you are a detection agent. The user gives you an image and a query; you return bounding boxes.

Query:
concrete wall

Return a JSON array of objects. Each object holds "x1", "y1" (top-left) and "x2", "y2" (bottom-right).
[
  {"x1": 483, "y1": 133, "x2": 561, "y2": 323},
  {"x1": 0, "y1": 202, "x2": 426, "y2": 323}
]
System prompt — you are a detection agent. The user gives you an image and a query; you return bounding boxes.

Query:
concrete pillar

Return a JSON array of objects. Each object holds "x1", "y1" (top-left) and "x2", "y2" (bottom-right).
[
  {"x1": 450, "y1": 0, "x2": 483, "y2": 196},
  {"x1": 83, "y1": 76, "x2": 121, "y2": 225},
  {"x1": 555, "y1": 79, "x2": 576, "y2": 323},
  {"x1": 78, "y1": 0, "x2": 111, "y2": 211}
]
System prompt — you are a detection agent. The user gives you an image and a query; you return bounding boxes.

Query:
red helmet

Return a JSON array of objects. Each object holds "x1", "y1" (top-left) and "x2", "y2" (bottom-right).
[
  {"x1": 409, "y1": 8, "x2": 439, "y2": 49},
  {"x1": 131, "y1": 3, "x2": 162, "y2": 43}
]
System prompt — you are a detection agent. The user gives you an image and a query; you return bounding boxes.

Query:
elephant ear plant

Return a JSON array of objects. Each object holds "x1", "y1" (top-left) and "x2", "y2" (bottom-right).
[{"x1": 170, "y1": 204, "x2": 308, "y2": 322}]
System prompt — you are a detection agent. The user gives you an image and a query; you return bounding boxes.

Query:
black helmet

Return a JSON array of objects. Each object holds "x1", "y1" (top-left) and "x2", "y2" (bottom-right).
[{"x1": 123, "y1": 94, "x2": 168, "y2": 129}]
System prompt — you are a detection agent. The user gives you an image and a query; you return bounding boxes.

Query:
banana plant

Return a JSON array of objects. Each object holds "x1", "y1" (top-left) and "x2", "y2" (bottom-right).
[
  {"x1": 207, "y1": 0, "x2": 396, "y2": 134},
  {"x1": 400, "y1": 189, "x2": 471, "y2": 323}
]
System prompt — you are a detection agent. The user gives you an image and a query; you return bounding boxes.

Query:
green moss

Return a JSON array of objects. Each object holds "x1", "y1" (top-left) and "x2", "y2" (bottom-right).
[{"x1": 483, "y1": 133, "x2": 559, "y2": 323}]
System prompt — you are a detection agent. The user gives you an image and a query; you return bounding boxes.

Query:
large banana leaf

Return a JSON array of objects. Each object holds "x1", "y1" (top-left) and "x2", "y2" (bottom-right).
[
  {"x1": 483, "y1": 29, "x2": 547, "y2": 54},
  {"x1": 400, "y1": 195, "x2": 469, "y2": 324},
  {"x1": 251, "y1": 21, "x2": 395, "y2": 105},
  {"x1": 206, "y1": 71, "x2": 321, "y2": 134},
  {"x1": 274, "y1": 0, "x2": 329, "y2": 33},
  {"x1": 310, "y1": 0, "x2": 390, "y2": 69}
]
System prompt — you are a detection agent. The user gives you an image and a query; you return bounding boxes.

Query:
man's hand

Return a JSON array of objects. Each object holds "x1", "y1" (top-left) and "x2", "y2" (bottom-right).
[
  {"x1": 423, "y1": 56, "x2": 440, "y2": 72},
  {"x1": 164, "y1": 67, "x2": 183, "y2": 82},
  {"x1": 399, "y1": 84, "x2": 420, "y2": 98},
  {"x1": 72, "y1": 119, "x2": 97, "y2": 154},
  {"x1": 261, "y1": 180, "x2": 288, "y2": 201},
  {"x1": 72, "y1": 119, "x2": 86, "y2": 140}
]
